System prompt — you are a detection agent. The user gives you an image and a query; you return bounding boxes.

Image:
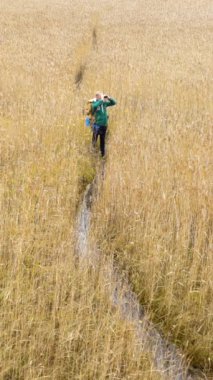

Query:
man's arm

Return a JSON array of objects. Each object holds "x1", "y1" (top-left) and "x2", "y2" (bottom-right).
[{"x1": 104, "y1": 96, "x2": 117, "y2": 107}]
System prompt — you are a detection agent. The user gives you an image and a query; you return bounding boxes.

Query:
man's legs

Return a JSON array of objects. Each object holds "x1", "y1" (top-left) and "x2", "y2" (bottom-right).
[
  {"x1": 99, "y1": 126, "x2": 107, "y2": 157},
  {"x1": 92, "y1": 124, "x2": 99, "y2": 147}
]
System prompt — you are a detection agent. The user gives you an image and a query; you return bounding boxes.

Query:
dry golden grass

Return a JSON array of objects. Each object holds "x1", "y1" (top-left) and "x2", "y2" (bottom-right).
[
  {"x1": 1, "y1": 0, "x2": 212, "y2": 378},
  {"x1": 0, "y1": 1, "x2": 164, "y2": 379},
  {"x1": 90, "y1": 0, "x2": 213, "y2": 374}
]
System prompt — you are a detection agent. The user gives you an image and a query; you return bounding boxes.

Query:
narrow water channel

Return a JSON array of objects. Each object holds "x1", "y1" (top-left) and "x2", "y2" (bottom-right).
[{"x1": 76, "y1": 165, "x2": 206, "y2": 380}]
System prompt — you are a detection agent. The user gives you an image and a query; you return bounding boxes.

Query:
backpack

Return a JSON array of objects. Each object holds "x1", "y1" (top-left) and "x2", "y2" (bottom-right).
[{"x1": 84, "y1": 99, "x2": 95, "y2": 127}]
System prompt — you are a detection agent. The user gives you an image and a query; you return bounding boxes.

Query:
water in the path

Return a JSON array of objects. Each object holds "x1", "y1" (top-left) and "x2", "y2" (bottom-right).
[{"x1": 75, "y1": 170, "x2": 205, "y2": 380}]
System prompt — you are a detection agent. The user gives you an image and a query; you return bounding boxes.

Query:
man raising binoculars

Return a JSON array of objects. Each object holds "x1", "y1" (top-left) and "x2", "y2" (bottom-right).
[{"x1": 91, "y1": 92, "x2": 117, "y2": 157}]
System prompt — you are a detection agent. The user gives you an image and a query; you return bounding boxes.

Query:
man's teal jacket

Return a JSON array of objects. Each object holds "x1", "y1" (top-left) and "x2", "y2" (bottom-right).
[{"x1": 91, "y1": 98, "x2": 116, "y2": 127}]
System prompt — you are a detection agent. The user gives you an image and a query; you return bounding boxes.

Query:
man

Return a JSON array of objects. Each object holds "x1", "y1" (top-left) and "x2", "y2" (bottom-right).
[{"x1": 91, "y1": 91, "x2": 117, "y2": 157}]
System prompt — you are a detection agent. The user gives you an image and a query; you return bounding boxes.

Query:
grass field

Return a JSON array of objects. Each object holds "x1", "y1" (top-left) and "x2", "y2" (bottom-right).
[
  {"x1": 91, "y1": 0, "x2": 213, "y2": 373},
  {"x1": 1, "y1": 0, "x2": 212, "y2": 378}
]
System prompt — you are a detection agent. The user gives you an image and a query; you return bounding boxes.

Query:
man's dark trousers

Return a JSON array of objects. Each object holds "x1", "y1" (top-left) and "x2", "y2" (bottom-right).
[{"x1": 92, "y1": 125, "x2": 107, "y2": 157}]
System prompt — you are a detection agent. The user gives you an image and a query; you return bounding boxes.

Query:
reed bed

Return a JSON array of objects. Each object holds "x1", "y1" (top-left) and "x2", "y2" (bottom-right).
[
  {"x1": 1, "y1": 0, "x2": 212, "y2": 378},
  {"x1": 91, "y1": 0, "x2": 212, "y2": 374},
  {"x1": 0, "y1": 0, "x2": 164, "y2": 378}
]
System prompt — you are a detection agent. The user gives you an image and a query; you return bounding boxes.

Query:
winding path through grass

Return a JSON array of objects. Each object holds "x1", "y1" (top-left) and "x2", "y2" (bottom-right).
[{"x1": 75, "y1": 161, "x2": 206, "y2": 380}]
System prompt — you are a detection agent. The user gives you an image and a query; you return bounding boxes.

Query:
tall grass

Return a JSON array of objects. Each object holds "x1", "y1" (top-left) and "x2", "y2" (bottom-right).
[
  {"x1": 0, "y1": 1, "x2": 164, "y2": 378},
  {"x1": 1, "y1": 0, "x2": 212, "y2": 377},
  {"x1": 90, "y1": 0, "x2": 213, "y2": 374}
]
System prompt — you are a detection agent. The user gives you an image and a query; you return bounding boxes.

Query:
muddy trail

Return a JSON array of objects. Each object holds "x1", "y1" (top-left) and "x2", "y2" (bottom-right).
[{"x1": 75, "y1": 162, "x2": 207, "y2": 380}]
